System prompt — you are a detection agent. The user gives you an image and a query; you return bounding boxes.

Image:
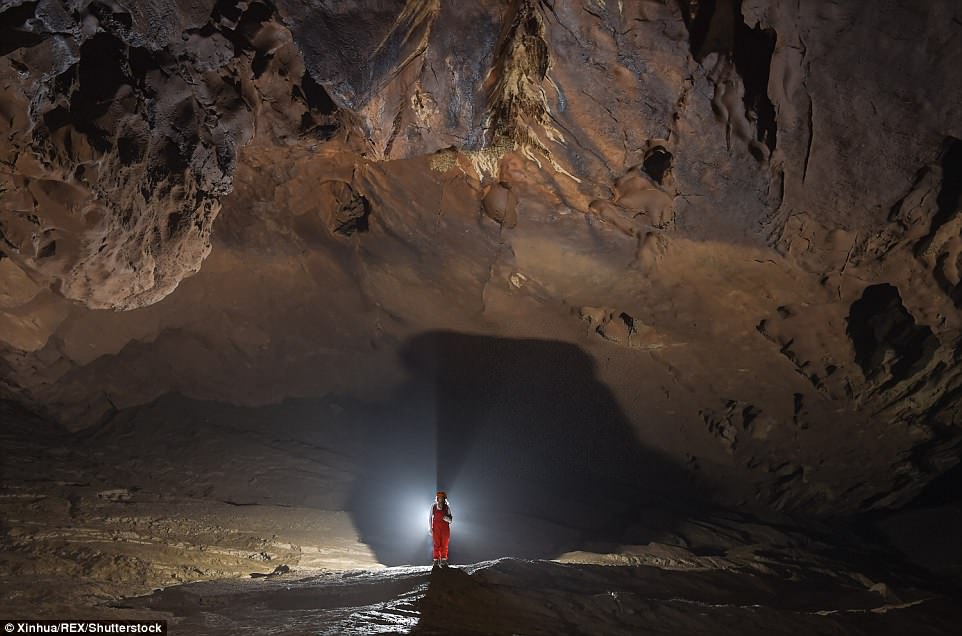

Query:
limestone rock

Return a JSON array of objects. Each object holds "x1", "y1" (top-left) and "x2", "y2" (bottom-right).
[{"x1": 1, "y1": 0, "x2": 960, "y2": 516}]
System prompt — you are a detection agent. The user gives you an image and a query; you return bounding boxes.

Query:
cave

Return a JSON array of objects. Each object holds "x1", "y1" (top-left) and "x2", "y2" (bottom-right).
[{"x1": 1, "y1": 1, "x2": 960, "y2": 634}]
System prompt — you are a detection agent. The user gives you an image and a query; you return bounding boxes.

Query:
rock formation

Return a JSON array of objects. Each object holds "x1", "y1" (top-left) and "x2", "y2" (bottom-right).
[{"x1": 1, "y1": 0, "x2": 960, "y2": 518}]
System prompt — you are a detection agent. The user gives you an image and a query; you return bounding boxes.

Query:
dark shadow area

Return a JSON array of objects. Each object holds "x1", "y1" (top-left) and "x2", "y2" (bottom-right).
[
  {"x1": 347, "y1": 331, "x2": 705, "y2": 566},
  {"x1": 847, "y1": 283, "x2": 939, "y2": 384},
  {"x1": 412, "y1": 556, "x2": 962, "y2": 636},
  {"x1": 0, "y1": 1, "x2": 43, "y2": 56},
  {"x1": 678, "y1": 0, "x2": 736, "y2": 61},
  {"x1": 677, "y1": 0, "x2": 777, "y2": 155},
  {"x1": 643, "y1": 146, "x2": 673, "y2": 184},
  {"x1": 930, "y1": 137, "x2": 962, "y2": 239},
  {"x1": 908, "y1": 463, "x2": 961, "y2": 509},
  {"x1": 926, "y1": 137, "x2": 962, "y2": 307},
  {"x1": 733, "y1": 17, "x2": 777, "y2": 154}
]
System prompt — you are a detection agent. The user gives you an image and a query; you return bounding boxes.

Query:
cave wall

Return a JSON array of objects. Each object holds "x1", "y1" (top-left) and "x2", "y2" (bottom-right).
[{"x1": 1, "y1": 0, "x2": 960, "y2": 515}]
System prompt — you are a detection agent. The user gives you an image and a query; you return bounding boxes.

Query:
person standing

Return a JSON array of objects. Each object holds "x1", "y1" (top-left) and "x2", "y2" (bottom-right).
[{"x1": 429, "y1": 490, "x2": 453, "y2": 567}]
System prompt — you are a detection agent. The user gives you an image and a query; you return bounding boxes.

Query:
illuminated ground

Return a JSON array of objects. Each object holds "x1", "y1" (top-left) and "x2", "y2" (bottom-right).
[
  {"x1": 2, "y1": 398, "x2": 959, "y2": 634},
  {"x1": 118, "y1": 556, "x2": 959, "y2": 635}
]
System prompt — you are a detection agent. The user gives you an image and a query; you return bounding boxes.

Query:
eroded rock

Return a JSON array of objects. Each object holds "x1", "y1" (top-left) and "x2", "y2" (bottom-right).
[{"x1": 0, "y1": 0, "x2": 960, "y2": 518}]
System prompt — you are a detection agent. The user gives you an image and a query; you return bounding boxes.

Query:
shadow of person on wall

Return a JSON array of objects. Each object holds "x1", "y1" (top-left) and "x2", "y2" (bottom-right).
[{"x1": 346, "y1": 331, "x2": 704, "y2": 566}]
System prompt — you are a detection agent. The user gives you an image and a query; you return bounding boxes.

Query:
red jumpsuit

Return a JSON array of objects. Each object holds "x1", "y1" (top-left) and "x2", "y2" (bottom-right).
[{"x1": 430, "y1": 503, "x2": 452, "y2": 560}]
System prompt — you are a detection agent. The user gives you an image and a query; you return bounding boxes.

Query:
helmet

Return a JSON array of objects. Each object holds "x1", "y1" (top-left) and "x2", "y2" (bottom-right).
[{"x1": 436, "y1": 490, "x2": 447, "y2": 499}]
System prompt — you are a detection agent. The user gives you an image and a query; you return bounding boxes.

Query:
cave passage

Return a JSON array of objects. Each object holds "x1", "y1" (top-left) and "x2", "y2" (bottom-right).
[{"x1": 346, "y1": 331, "x2": 702, "y2": 566}]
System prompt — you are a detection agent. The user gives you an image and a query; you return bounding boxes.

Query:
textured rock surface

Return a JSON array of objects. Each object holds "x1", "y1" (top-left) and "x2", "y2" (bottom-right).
[
  {"x1": 1, "y1": 0, "x2": 961, "y2": 516},
  {"x1": 2, "y1": 397, "x2": 959, "y2": 629},
  {"x1": 0, "y1": 0, "x2": 263, "y2": 309}
]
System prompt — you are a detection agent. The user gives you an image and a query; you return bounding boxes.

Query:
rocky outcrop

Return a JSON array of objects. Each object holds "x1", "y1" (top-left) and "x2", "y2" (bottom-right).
[
  {"x1": 1, "y1": 0, "x2": 960, "y2": 516},
  {"x1": 1, "y1": 1, "x2": 249, "y2": 308}
]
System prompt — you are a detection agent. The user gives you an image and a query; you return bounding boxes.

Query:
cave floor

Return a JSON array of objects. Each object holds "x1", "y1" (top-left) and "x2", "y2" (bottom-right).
[
  {"x1": 116, "y1": 558, "x2": 959, "y2": 635},
  {"x1": 1, "y1": 397, "x2": 959, "y2": 634}
]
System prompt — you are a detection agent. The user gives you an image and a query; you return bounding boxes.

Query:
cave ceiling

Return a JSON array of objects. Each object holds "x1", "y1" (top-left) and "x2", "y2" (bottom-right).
[{"x1": 1, "y1": 0, "x2": 961, "y2": 515}]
